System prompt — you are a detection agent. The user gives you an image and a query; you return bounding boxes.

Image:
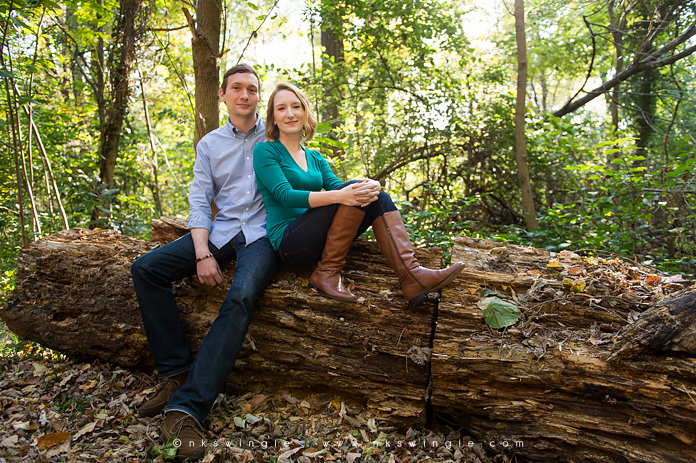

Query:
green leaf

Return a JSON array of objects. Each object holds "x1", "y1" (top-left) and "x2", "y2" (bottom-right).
[
  {"x1": 147, "y1": 437, "x2": 178, "y2": 461},
  {"x1": 313, "y1": 136, "x2": 347, "y2": 148},
  {"x1": 315, "y1": 122, "x2": 332, "y2": 134},
  {"x1": 477, "y1": 297, "x2": 520, "y2": 329}
]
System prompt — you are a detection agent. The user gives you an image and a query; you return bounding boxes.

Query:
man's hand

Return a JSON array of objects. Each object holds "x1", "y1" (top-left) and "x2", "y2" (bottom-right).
[
  {"x1": 189, "y1": 228, "x2": 222, "y2": 286},
  {"x1": 196, "y1": 256, "x2": 224, "y2": 286}
]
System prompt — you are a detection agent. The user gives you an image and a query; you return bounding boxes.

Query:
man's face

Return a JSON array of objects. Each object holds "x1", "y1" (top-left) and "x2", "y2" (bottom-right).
[{"x1": 219, "y1": 72, "x2": 260, "y2": 120}]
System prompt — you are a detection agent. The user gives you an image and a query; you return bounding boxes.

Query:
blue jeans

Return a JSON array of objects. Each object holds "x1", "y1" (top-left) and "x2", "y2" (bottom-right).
[
  {"x1": 130, "y1": 231, "x2": 279, "y2": 423},
  {"x1": 278, "y1": 182, "x2": 397, "y2": 268}
]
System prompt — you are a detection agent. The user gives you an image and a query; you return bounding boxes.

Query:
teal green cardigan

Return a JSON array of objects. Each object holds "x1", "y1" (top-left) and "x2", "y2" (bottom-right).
[{"x1": 253, "y1": 139, "x2": 343, "y2": 250}]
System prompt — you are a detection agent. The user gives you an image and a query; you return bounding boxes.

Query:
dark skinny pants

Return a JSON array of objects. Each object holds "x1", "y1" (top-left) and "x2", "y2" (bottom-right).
[{"x1": 277, "y1": 182, "x2": 397, "y2": 268}]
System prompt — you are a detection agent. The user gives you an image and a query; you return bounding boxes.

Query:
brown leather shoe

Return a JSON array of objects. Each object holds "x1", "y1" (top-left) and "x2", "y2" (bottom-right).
[
  {"x1": 161, "y1": 411, "x2": 206, "y2": 461},
  {"x1": 138, "y1": 370, "x2": 189, "y2": 417},
  {"x1": 372, "y1": 211, "x2": 464, "y2": 306},
  {"x1": 308, "y1": 205, "x2": 365, "y2": 302}
]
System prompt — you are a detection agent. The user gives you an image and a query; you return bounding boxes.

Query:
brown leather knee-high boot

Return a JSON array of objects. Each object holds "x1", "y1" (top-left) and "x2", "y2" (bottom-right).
[
  {"x1": 373, "y1": 211, "x2": 464, "y2": 306},
  {"x1": 308, "y1": 205, "x2": 366, "y2": 302}
]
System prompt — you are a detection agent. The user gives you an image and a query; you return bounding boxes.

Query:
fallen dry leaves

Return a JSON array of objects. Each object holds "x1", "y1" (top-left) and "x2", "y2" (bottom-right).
[{"x1": 0, "y1": 351, "x2": 512, "y2": 463}]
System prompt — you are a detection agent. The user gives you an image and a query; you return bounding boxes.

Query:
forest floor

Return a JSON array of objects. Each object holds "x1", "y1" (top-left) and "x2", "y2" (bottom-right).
[{"x1": 0, "y1": 325, "x2": 515, "y2": 463}]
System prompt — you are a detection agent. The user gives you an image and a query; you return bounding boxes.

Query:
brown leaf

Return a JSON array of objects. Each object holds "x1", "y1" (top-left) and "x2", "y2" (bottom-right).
[
  {"x1": 247, "y1": 394, "x2": 267, "y2": 407},
  {"x1": 283, "y1": 394, "x2": 300, "y2": 404},
  {"x1": 37, "y1": 431, "x2": 70, "y2": 450},
  {"x1": 73, "y1": 421, "x2": 98, "y2": 440}
]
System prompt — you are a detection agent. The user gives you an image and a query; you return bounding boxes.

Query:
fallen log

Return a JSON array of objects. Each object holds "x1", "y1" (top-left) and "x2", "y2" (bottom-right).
[
  {"x1": 2, "y1": 226, "x2": 695, "y2": 462},
  {"x1": 431, "y1": 236, "x2": 696, "y2": 463},
  {"x1": 609, "y1": 289, "x2": 696, "y2": 360},
  {"x1": 1, "y1": 226, "x2": 440, "y2": 426}
]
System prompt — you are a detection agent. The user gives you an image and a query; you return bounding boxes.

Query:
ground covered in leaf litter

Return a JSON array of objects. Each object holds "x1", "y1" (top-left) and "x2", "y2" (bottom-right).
[{"x1": 0, "y1": 348, "x2": 513, "y2": 463}]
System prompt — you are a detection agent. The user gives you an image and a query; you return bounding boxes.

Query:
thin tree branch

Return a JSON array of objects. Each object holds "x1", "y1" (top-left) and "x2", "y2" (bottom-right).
[
  {"x1": 235, "y1": 0, "x2": 280, "y2": 64},
  {"x1": 18, "y1": 97, "x2": 70, "y2": 230},
  {"x1": 148, "y1": 24, "x2": 188, "y2": 32},
  {"x1": 136, "y1": 55, "x2": 164, "y2": 217},
  {"x1": 551, "y1": 20, "x2": 696, "y2": 118}
]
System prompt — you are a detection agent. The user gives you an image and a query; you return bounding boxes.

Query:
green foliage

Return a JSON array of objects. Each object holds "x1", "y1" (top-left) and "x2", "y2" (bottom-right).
[
  {"x1": 0, "y1": 244, "x2": 19, "y2": 307},
  {"x1": 497, "y1": 138, "x2": 696, "y2": 277},
  {"x1": 478, "y1": 296, "x2": 520, "y2": 329},
  {"x1": 146, "y1": 437, "x2": 178, "y2": 461},
  {"x1": 0, "y1": 318, "x2": 67, "y2": 365}
]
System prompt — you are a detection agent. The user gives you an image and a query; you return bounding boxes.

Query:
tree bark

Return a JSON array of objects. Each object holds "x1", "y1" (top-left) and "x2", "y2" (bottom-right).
[
  {"x1": 320, "y1": 19, "x2": 345, "y2": 163},
  {"x1": 608, "y1": 0, "x2": 627, "y2": 133},
  {"x1": 514, "y1": 0, "x2": 538, "y2": 229},
  {"x1": 432, "y1": 236, "x2": 696, "y2": 463},
  {"x1": 184, "y1": 0, "x2": 221, "y2": 149},
  {"x1": 1, "y1": 224, "x2": 439, "y2": 426},
  {"x1": 93, "y1": 0, "x2": 143, "y2": 222},
  {"x1": 2, "y1": 226, "x2": 695, "y2": 462}
]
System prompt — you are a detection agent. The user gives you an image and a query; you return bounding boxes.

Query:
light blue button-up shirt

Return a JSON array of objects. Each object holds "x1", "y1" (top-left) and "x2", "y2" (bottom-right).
[{"x1": 187, "y1": 115, "x2": 268, "y2": 249}]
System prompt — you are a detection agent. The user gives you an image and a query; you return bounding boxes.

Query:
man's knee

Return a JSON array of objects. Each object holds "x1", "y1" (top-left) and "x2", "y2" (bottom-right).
[
  {"x1": 131, "y1": 255, "x2": 147, "y2": 278},
  {"x1": 131, "y1": 251, "x2": 161, "y2": 282}
]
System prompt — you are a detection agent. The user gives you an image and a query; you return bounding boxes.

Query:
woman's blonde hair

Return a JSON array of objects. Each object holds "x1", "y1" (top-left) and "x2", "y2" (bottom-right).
[{"x1": 265, "y1": 82, "x2": 317, "y2": 142}]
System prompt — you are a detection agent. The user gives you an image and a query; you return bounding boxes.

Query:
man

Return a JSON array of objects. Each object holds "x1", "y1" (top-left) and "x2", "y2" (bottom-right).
[{"x1": 131, "y1": 63, "x2": 279, "y2": 461}]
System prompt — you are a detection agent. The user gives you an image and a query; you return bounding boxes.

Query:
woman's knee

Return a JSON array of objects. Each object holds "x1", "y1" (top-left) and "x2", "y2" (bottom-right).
[
  {"x1": 335, "y1": 180, "x2": 358, "y2": 190},
  {"x1": 377, "y1": 191, "x2": 397, "y2": 211}
]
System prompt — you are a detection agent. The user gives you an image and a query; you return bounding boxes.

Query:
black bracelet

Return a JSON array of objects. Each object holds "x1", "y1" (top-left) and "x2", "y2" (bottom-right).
[{"x1": 195, "y1": 253, "x2": 214, "y2": 263}]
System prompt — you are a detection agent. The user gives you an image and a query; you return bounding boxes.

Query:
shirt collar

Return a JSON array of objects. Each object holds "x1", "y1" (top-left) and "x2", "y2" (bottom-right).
[{"x1": 227, "y1": 114, "x2": 263, "y2": 137}]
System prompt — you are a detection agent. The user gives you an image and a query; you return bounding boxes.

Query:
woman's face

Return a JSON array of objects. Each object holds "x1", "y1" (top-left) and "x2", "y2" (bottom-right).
[{"x1": 273, "y1": 89, "x2": 306, "y2": 137}]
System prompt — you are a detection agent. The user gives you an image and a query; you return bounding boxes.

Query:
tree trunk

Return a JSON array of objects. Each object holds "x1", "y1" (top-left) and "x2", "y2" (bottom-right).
[
  {"x1": 2, "y1": 225, "x2": 695, "y2": 462},
  {"x1": 608, "y1": 0, "x2": 627, "y2": 134},
  {"x1": 93, "y1": 0, "x2": 143, "y2": 222},
  {"x1": 514, "y1": 0, "x2": 538, "y2": 229},
  {"x1": 184, "y1": 0, "x2": 221, "y2": 149},
  {"x1": 320, "y1": 19, "x2": 345, "y2": 163}
]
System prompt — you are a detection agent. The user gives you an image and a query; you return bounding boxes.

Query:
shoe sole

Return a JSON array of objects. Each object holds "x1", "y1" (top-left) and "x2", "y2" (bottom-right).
[
  {"x1": 308, "y1": 283, "x2": 358, "y2": 303},
  {"x1": 137, "y1": 408, "x2": 162, "y2": 418},
  {"x1": 409, "y1": 263, "x2": 465, "y2": 307}
]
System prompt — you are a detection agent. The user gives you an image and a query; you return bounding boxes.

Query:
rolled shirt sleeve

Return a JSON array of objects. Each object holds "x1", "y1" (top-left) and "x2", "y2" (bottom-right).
[{"x1": 187, "y1": 140, "x2": 215, "y2": 233}]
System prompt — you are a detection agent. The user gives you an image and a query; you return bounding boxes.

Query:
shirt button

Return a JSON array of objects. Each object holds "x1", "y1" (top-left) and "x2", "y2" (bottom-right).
[
  {"x1": 245, "y1": 208, "x2": 249, "y2": 211},
  {"x1": 246, "y1": 157, "x2": 250, "y2": 160},
  {"x1": 242, "y1": 221, "x2": 246, "y2": 225},
  {"x1": 247, "y1": 191, "x2": 250, "y2": 194},
  {"x1": 248, "y1": 174, "x2": 251, "y2": 178}
]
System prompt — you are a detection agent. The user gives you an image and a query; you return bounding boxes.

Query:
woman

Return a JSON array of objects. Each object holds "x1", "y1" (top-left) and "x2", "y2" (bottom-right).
[{"x1": 253, "y1": 82, "x2": 463, "y2": 306}]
